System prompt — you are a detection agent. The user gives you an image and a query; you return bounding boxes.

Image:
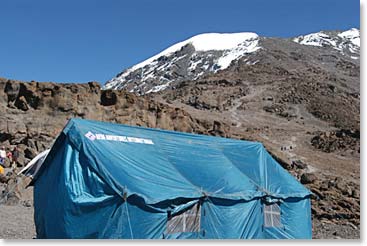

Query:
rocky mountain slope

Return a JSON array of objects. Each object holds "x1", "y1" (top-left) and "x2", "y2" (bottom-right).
[
  {"x1": 0, "y1": 28, "x2": 360, "y2": 239},
  {"x1": 105, "y1": 28, "x2": 359, "y2": 95},
  {"x1": 0, "y1": 79, "x2": 227, "y2": 159}
]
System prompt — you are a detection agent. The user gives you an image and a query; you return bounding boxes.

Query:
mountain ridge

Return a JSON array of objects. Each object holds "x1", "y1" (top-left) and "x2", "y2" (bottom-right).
[{"x1": 104, "y1": 28, "x2": 359, "y2": 95}]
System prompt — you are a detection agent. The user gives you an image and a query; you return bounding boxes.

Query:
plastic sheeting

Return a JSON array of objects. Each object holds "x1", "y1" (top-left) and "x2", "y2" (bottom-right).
[
  {"x1": 33, "y1": 118, "x2": 312, "y2": 239},
  {"x1": 18, "y1": 149, "x2": 50, "y2": 177}
]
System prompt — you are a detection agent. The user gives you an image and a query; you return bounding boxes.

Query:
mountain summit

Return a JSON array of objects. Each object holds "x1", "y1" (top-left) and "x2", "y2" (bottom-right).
[
  {"x1": 104, "y1": 32, "x2": 260, "y2": 94},
  {"x1": 293, "y1": 28, "x2": 360, "y2": 59},
  {"x1": 104, "y1": 28, "x2": 359, "y2": 95}
]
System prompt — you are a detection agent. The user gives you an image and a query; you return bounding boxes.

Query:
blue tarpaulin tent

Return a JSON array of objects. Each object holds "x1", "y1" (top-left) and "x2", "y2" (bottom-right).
[{"x1": 32, "y1": 118, "x2": 312, "y2": 239}]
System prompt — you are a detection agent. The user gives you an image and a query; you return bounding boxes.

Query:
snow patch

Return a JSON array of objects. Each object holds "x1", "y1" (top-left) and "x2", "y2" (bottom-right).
[
  {"x1": 338, "y1": 28, "x2": 360, "y2": 47},
  {"x1": 293, "y1": 28, "x2": 360, "y2": 59},
  {"x1": 188, "y1": 58, "x2": 202, "y2": 71},
  {"x1": 217, "y1": 37, "x2": 260, "y2": 69},
  {"x1": 126, "y1": 32, "x2": 259, "y2": 71},
  {"x1": 293, "y1": 32, "x2": 335, "y2": 47},
  {"x1": 246, "y1": 59, "x2": 259, "y2": 65},
  {"x1": 145, "y1": 83, "x2": 171, "y2": 94}
]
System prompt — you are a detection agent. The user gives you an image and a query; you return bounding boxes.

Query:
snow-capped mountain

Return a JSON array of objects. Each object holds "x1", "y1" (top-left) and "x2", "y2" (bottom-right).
[
  {"x1": 104, "y1": 32, "x2": 260, "y2": 94},
  {"x1": 293, "y1": 28, "x2": 360, "y2": 59},
  {"x1": 104, "y1": 28, "x2": 359, "y2": 94}
]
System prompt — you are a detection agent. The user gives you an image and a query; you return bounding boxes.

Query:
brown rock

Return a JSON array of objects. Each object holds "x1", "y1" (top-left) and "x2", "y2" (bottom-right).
[
  {"x1": 24, "y1": 148, "x2": 37, "y2": 159},
  {"x1": 352, "y1": 189, "x2": 360, "y2": 199},
  {"x1": 0, "y1": 174, "x2": 9, "y2": 183},
  {"x1": 100, "y1": 90, "x2": 117, "y2": 106},
  {"x1": 53, "y1": 89, "x2": 75, "y2": 112},
  {"x1": 14, "y1": 96, "x2": 29, "y2": 111},
  {"x1": 311, "y1": 188, "x2": 324, "y2": 200},
  {"x1": 292, "y1": 160, "x2": 307, "y2": 169},
  {"x1": 5, "y1": 191, "x2": 21, "y2": 206},
  {"x1": 342, "y1": 186, "x2": 353, "y2": 197},
  {"x1": 301, "y1": 173, "x2": 317, "y2": 184},
  {"x1": 319, "y1": 181, "x2": 329, "y2": 191}
]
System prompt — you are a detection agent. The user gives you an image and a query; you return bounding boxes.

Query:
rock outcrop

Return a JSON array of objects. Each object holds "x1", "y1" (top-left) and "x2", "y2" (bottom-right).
[{"x1": 0, "y1": 78, "x2": 232, "y2": 171}]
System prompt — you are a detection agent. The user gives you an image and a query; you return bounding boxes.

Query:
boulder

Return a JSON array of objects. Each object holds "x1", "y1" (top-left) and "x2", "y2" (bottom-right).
[
  {"x1": 24, "y1": 147, "x2": 37, "y2": 159},
  {"x1": 301, "y1": 173, "x2": 317, "y2": 184},
  {"x1": 292, "y1": 160, "x2": 307, "y2": 169},
  {"x1": 0, "y1": 174, "x2": 9, "y2": 183},
  {"x1": 311, "y1": 188, "x2": 324, "y2": 200},
  {"x1": 14, "y1": 96, "x2": 29, "y2": 111},
  {"x1": 208, "y1": 121, "x2": 227, "y2": 137},
  {"x1": 352, "y1": 189, "x2": 360, "y2": 199},
  {"x1": 335, "y1": 178, "x2": 345, "y2": 190},
  {"x1": 342, "y1": 186, "x2": 353, "y2": 197},
  {"x1": 25, "y1": 138, "x2": 36, "y2": 149},
  {"x1": 4, "y1": 80, "x2": 20, "y2": 102},
  {"x1": 100, "y1": 90, "x2": 117, "y2": 106},
  {"x1": 5, "y1": 191, "x2": 21, "y2": 206},
  {"x1": 263, "y1": 96, "x2": 274, "y2": 101},
  {"x1": 53, "y1": 90, "x2": 75, "y2": 112},
  {"x1": 319, "y1": 181, "x2": 329, "y2": 191},
  {"x1": 22, "y1": 200, "x2": 33, "y2": 207}
]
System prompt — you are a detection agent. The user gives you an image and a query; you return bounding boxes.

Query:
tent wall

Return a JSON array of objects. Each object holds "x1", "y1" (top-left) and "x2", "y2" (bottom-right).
[
  {"x1": 199, "y1": 198, "x2": 263, "y2": 239},
  {"x1": 34, "y1": 136, "x2": 126, "y2": 238},
  {"x1": 263, "y1": 198, "x2": 312, "y2": 239},
  {"x1": 34, "y1": 135, "x2": 311, "y2": 238},
  {"x1": 33, "y1": 119, "x2": 312, "y2": 239}
]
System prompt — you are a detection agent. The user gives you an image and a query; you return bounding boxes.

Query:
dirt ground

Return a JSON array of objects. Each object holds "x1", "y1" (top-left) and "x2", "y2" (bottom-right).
[{"x1": 0, "y1": 205, "x2": 35, "y2": 239}]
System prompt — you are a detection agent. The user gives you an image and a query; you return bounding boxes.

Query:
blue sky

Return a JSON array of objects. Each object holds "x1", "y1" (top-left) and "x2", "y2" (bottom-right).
[{"x1": 0, "y1": 0, "x2": 360, "y2": 83}]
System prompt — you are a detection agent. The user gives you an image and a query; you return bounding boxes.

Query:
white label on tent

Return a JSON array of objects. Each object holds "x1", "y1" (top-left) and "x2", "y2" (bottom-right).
[
  {"x1": 84, "y1": 131, "x2": 154, "y2": 145},
  {"x1": 85, "y1": 131, "x2": 96, "y2": 141}
]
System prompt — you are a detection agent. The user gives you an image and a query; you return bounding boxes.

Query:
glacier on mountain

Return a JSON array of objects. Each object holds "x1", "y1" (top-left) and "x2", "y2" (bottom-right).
[
  {"x1": 104, "y1": 32, "x2": 260, "y2": 92},
  {"x1": 292, "y1": 28, "x2": 360, "y2": 57}
]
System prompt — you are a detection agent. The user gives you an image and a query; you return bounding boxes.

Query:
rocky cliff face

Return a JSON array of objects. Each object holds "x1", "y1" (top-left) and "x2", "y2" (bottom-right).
[{"x1": 0, "y1": 78, "x2": 232, "y2": 168}]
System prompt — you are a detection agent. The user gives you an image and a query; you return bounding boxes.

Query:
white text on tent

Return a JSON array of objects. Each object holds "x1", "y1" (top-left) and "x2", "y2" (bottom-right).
[{"x1": 85, "y1": 131, "x2": 154, "y2": 145}]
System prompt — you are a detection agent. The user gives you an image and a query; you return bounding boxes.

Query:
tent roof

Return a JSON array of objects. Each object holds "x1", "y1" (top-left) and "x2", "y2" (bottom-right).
[{"x1": 36, "y1": 118, "x2": 311, "y2": 204}]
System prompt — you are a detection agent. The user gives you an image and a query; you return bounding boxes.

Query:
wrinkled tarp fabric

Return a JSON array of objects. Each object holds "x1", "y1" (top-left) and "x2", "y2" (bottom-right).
[{"x1": 34, "y1": 118, "x2": 312, "y2": 239}]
